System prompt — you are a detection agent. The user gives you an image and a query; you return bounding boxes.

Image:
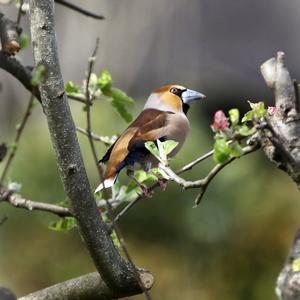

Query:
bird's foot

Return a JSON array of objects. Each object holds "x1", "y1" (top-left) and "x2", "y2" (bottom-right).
[
  {"x1": 139, "y1": 184, "x2": 152, "y2": 198},
  {"x1": 158, "y1": 178, "x2": 168, "y2": 191}
]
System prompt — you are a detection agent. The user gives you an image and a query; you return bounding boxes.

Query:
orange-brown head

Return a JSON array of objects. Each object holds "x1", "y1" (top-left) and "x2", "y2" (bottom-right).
[{"x1": 144, "y1": 84, "x2": 206, "y2": 114}]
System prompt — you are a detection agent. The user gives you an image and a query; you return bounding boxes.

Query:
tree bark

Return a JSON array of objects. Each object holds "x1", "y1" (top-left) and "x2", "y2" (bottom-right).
[
  {"x1": 261, "y1": 52, "x2": 300, "y2": 299},
  {"x1": 261, "y1": 52, "x2": 300, "y2": 186},
  {"x1": 29, "y1": 0, "x2": 151, "y2": 297},
  {"x1": 19, "y1": 272, "x2": 153, "y2": 300}
]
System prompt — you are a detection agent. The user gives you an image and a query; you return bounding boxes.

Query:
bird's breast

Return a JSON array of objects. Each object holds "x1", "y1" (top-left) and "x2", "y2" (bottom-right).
[{"x1": 165, "y1": 113, "x2": 190, "y2": 156}]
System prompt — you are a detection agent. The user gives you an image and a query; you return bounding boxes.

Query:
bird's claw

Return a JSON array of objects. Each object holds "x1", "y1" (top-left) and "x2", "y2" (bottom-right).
[
  {"x1": 158, "y1": 178, "x2": 168, "y2": 191},
  {"x1": 138, "y1": 185, "x2": 152, "y2": 198}
]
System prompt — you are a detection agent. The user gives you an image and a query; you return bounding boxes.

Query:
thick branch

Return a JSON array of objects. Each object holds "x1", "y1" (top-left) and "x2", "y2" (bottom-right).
[
  {"x1": 29, "y1": 0, "x2": 144, "y2": 295},
  {"x1": 0, "y1": 51, "x2": 41, "y2": 100},
  {"x1": 261, "y1": 52, "x2": 300, "y2": 187},
  {"x1": 276, "y1": 226, "x2": 300, "y2": 300},
  {"x1": 261, "y1": 52, "x2": 300, "y2": 300},
  {"x1": 19, "y1": 271, "x2": 154, "y2": 300}
]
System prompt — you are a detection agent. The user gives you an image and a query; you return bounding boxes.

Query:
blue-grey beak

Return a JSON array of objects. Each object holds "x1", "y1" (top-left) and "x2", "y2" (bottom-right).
[{"x1": 182, "y1": 89, "x2": 206, "y2": 104}]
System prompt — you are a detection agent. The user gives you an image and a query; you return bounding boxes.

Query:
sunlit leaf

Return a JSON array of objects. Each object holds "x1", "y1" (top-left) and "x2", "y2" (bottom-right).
[
  {"x1": 145, "y1": 141, "x2": 160, "y2": 161},
  {"x1": 65, "y1": 81, "x2": 80, "y2": 94},
  {"x1": 48, "y1": 217, "x2": 77, "y2": 232},
  {"x1": 230, "y1": 142, "x2": 243, "y2": 158},
  {"x1": 213, "y1": 138, "x2": 231, "y2": 163},
  {"x1": 239, "y1": 124, "x2": 256, "y2": 136},
  {"x1": 111, "y1": 230, "x2": 121, "y2": 249},
  {"x1": 31, "y1": 65, "x2": 45, "y2": 87},
  {"x1": 162, "y1": 140, "x2": 178, "y2": 156},
  {"x1": 228, "y1": 108, "x2": 239, "y2": 126},
  {"x1": 19, "y1": 33, "x2": 29, "y2": 49},
  {"x1": 108, "y1": 88, "x2": 134, "y2": 123},
  {"x1": 98, "y1": 69, "x2": 112, "y2": 92}
]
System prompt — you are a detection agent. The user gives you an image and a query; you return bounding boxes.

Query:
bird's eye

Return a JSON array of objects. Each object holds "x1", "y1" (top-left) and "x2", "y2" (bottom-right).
[{"x1": 170, "y1": 87, "x2": 179, "y2": 94}]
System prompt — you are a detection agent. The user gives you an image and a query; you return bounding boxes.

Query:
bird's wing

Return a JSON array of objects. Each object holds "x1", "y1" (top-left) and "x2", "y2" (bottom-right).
[
  {"x1": 99, "y1": 141, "x2": 117, "y2": 164},
  {"x1": 103, "y1": 109, "x2": 171, "y2": 178},
  {"x1": 128, "y1": 110, "x2": 171, "y2": 151}
]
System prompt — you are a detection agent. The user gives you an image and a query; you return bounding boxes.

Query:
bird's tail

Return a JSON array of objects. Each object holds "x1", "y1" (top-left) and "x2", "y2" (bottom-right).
[{"x1": 95, "y1": 176, "x2": 117, "y2": 193}]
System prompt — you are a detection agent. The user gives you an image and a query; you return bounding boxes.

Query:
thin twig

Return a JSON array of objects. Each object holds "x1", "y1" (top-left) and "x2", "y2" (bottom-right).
[
  {"x1": 84, "y1": 40, "x2": 152, "y2": 300},
  {"x1": 113, "y1": 182, "x2": 160, "y2": 224},
  {"x1": 85, "y1": 38, "x2": 105, "y2": 181},
  {"x1": 114, "y1": 144, "x2": 259, "y2": 222},
  {"x1": 76, "y1": 127, "x2": 116, "y2": 146},
  {"x1": 0, "y1": 215, "x2": 7, "y2": 226},
  {"x1": 177, "y1": 140, "x2": 233, "y2": 174},
  {"x1": 0, "y1": 187, "x2": 71, "y2": 217},
  {"x1": 16, "y1": 0, "x2": 24, "y2": 26},
  {"x1": 67, "y1": 93, "x2": 87, "y2": 103},
  {"x1": 176, "y1": 149, "x2": 214, "y2": 174},
  {"x1": 0, "y1": 96, "x2": 34, "y2": 184},
  {"x1": 55, "y1": 0, "x2": 105, "y2": 20},
  {"x1": 160, "y1": 144, "x2": 258, "y2": 190}
]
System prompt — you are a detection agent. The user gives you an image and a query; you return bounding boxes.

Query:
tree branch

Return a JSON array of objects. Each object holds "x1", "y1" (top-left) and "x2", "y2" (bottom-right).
[
  {"x1": 0, "y1": 186, "x2": 71, "y2": 217},
  {"x1": 19, "y1": 271, "x2": 154, "y2": 300},
  {"x1": 0, "y1": 13, "x2": 20, "y2": 56},
  {"x1": 159, "y1": 144, "x2": 258, "y2": 205},
  {"x1": 55, "y1": 0, "x2": 105, "y2": 20},
  {"x1": 29, "y1": 0, "x2": 147, "y2": 295},
  {"x1": 0, "y1": 96, "x2": 34, "y2": 185},
  {"x1": 261, "y1": 51, "x2": 300, "y2": 186},
  {"x1": 276, "y1": 226, "x2": 300, "y2": 300},
  {"x1": 260, "y1": 52, "x2": 300, "y2": 300},
  {"x1": 76, "y1": 127, "x2": 116, "y2": 146},
  {"x1": 113, "y1": 143, "x2": 258, "y2": 223},
  {"x1": 0, "y1": 51, "x2": 41, "y2": 101}
]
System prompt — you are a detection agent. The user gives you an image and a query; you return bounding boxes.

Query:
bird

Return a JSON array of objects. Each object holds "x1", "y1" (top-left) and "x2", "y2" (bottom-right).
[{"x1": 95, "y1": 84, "x2": 205, "y2": 194}]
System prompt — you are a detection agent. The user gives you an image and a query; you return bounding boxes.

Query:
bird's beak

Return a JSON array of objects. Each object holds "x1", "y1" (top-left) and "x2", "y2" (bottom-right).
[{"x1": 182, "y1": 89, "x2": 206, "y2": 104}]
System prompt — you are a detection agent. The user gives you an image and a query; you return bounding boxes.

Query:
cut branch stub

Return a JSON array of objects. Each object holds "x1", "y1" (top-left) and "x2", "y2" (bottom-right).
[
  {"x1": 260, "y1": 52, "x2": 300, "y2": 186},
  {"x1": 19, "y1": 271, "x2": 154, "y2": 300},
  {"x1": 0, "y1": 13, "x2": 21, "y2": 55},
  {"x1": 261, "y1": 51, "x2": 298, "y2": 120}
]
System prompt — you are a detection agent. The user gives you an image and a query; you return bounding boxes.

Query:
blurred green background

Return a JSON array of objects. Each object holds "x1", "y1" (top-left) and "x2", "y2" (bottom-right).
[{"x1": 1, "y1": 1, "x2": 300, "y2": 299}]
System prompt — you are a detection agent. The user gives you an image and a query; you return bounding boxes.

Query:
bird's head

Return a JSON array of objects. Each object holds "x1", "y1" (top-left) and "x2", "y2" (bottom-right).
[{"x1": 144, "y1": 84, "x2": 206, "y2": 114}]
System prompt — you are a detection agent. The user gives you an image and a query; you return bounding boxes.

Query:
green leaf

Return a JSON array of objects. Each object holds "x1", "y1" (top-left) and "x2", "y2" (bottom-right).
[
  {"x1": 228, "y1": 108, "x2": 239, "y2": 126},
  {"x1": 239, "y1": 124, "x2": 255, "y2": 136},
  {"x1": 31, "y1": 65, "x2": 45, "y2": 87},
  {"x1": 162, "y1": 140, "x2": 178, "y2": 156},
  {"x1": 98, "y1": 69, "x2": 112, "y2": 92},
  {"x1": 100, "y1": 87, "x2": 134, "y2": 123},
  {"x1": 248, "y1": 101, "x2": 267, "y2": 119},
  {"x1": 213, "y1": 138, "x2": 231, "y2": 163},
  {"x1": 145, "y1": 141, "x2": 160, "y2": 161},
  {"x1": 48, "y1": 217, "x2": 77, "y2": 232},
  {"x1": 19, "y1": 33, "x2": 29, "y2": 49},
  {"x1": 111, "y1": 230, "x2": 121, "y2": 249},
  {"x1": 242, "y1": 111, "x2": 254, "y2": 123},
  {"x1": 65, "y1": 81, "x2": 80, "y2": 94},
  {"x1": 135, "y1": 170, "x2": 156, "y2": 183},
  {"x1": 125, "y1": 181, "x2": 139, "y2": 193},
  {"x1": 230, "y1": 142, "x2": 243, "y2": 158}
]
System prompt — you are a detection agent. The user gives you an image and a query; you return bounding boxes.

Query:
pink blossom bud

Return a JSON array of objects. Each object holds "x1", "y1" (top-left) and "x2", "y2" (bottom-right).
[
  {"x1": 212, "y1": 110, "x2": 229, "y2": 131},
  {"x1": 268, "y1": 106, "x2": 276, "y2": 115}
]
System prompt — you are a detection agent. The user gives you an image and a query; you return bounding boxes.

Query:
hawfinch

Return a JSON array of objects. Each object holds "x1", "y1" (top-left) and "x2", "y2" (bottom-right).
[{"x1": 95, "y1": 85, "x2": 205, "y2": 193}]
